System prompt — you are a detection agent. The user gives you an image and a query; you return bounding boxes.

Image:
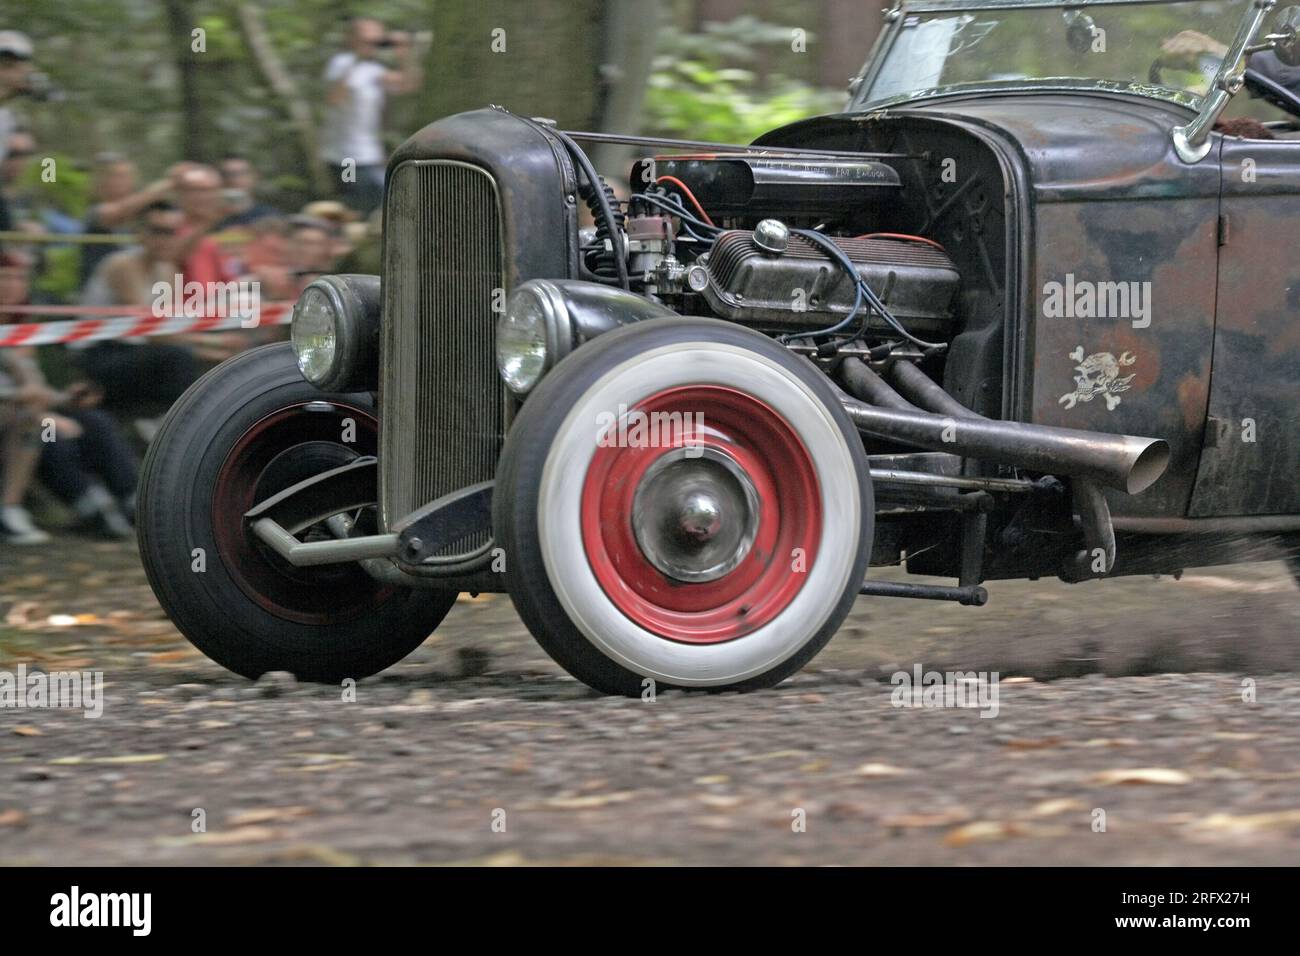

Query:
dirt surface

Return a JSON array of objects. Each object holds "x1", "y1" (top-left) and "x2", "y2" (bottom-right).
[{"x1": 2, "y1": 537, "x2": 1299, "y2": 865}]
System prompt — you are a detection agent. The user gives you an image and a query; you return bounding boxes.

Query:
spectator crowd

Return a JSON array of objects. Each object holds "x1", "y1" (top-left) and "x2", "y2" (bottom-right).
[{"x1": 0, "y1": 19, "x2": 404, "y2": 545}]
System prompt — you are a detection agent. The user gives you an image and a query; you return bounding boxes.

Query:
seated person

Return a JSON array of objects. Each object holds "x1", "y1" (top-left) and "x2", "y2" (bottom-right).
[
  {"x1": 0, "y1": 350, "x2": 48, "y2": 544},
  {"x1": 75, "y1": 201, "x2": 200, "y2": 424},
  {"x1": 0, "y1": 251, "x2": 137, "y2": 540}
]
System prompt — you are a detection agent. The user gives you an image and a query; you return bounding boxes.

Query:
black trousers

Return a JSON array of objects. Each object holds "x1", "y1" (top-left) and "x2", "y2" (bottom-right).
[
  {"x1": 77, "y1": 342, "x2": 199, "y2": 417},
  {"x1": 37, "y1": 408, "x2": 138, "y2": 505}
]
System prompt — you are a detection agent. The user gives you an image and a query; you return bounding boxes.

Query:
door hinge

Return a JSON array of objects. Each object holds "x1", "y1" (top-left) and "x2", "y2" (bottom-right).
[{"x1": 1217, "y1": 213, "x2": 1230, "y2": 247}]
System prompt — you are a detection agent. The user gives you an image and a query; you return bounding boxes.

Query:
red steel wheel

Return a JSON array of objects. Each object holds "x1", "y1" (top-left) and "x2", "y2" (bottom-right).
[
  {"x1": 495, "y1": 317, "x2": 873, "y2": 696},
  {"x1": 580, "y1": 385, "x2": 822, "y2": 643}
]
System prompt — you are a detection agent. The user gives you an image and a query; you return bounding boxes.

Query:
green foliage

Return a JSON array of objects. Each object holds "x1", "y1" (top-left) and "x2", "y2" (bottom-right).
[
  {"x1": 31, "y1": 245, "x2": 82, "y2": 302},
  {"x1": 17, "y1": 153, "x2": 90, "y2": 218},
  {"x1": 643, "y1": 15, "x2": 843, "y2": 144},
  {"x1": 193, "y1": 14, "x2": 245, "y2": 62}
]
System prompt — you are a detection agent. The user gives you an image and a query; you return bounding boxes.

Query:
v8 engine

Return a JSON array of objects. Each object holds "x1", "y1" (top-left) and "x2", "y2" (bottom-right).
[{"x1": 601, "y1": 153, "x2": 962, "y2": 345}]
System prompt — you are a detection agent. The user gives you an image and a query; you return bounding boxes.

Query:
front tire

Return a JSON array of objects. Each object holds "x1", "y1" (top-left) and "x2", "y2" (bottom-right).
[
  {"x1": 137, "y1": 343, "x2": 456, "y2": 682},
  {"x1": 495, "y1": 318, "x2": 872, "y2": 696}
]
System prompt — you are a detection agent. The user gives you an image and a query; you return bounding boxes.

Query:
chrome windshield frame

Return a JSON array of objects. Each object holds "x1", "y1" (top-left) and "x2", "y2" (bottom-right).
[{"x1": 849, "y1": 0, "x2": 1259, "y2": 118}]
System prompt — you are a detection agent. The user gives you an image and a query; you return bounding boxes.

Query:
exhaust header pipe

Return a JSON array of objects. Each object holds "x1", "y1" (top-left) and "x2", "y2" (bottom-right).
[{"x1": 839, "y1": 397, "x2": 1169, "y2": 495}]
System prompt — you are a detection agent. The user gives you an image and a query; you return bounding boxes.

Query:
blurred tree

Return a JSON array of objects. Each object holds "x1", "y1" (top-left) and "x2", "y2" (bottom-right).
[
  {"x1": 643, "y1": 15, "x2": 843, "y2": 143},
  {"x1": 163, "y1": 0, "x2": 213, "y2": 162},
  {"x1": 415, "y1": 0, "x2": 606, "y2": 129},
  {"x1": 819, "y1": 0, "x2": 882, "y2": 91}
]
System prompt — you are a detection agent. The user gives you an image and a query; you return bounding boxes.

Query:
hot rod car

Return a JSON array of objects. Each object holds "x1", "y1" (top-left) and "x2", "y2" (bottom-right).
[{"x1": 138, "y1": 0, "x2": 1300, "y2": 695}]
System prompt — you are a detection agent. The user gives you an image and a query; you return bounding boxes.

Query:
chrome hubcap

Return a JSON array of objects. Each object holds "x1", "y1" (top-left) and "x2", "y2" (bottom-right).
[{"x1": 631, "y1": 448, "x2": 760, "y2": 583}]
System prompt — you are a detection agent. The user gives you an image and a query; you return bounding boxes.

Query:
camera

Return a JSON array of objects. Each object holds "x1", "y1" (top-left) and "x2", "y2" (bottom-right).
[{"x1": 19, "y1": 71, "x2": 64, "y2": 103}]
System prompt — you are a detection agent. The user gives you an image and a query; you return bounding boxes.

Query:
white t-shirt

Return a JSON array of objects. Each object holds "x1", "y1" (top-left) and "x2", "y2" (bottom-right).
[
  {"x1": 321, "y1": 52, "x2": 388, "y2": 166},
  {"x1": 0, "y1": 107, "x2": 15, "y2": 165}
]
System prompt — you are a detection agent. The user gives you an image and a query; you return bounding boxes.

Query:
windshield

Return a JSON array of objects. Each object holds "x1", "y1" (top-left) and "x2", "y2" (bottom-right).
[{"x1": 853, "y1": 0, "x2": 1251, "y2": 110}]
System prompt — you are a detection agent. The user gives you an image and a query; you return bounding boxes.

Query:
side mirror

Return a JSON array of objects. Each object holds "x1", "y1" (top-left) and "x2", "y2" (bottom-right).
[{"x1": 1275, "y1": 6, "x2": 1300, "y2": 66}]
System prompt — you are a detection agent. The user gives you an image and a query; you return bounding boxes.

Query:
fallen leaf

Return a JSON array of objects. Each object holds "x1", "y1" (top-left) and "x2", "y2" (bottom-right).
[
  {"x1": 696, "y1": 794, "x2": 743, "y2": 809},
  {"x1": 228, "y1": 806, "x2": 313, "y2": 826},
  {"x1": 253, "y1": 843, "x2": 361, "y2": 866},
  {"x1": 50, "y1": 754, "x2": 167, "y2": 766},
  {"x1": 0, "y1": 809, "x2": 27, "y2": 826},
  {"x1": 736, "y1": 749, "x2": 808, "y2": 763},
  {"x1": 1030, "y1": 798, "x2": 1086, "y2": 818},
  {"x1": 543, "y1": 792, "x2": 635, "y2": 810},
  {"x1": 4, "y1": 600, "x2": 39, "y2": 625},
  {"x1": 289, "y1": 762, "x2": 358, "y2": 773},
  {"x1": 1005, "y1": 737, "x2": 1064, "y2": 751},
  {"x1": 944, "y1": 820, "x2": 1026, "y2": 846},
  {"x1": 149, "y1": 650, "x2": 193, "y2": 663},
  {"x1": 1079, "y1": 738, "x2": 1140, "y2": 748},
  {"x1": 694, "y1": 775, "x2": 729, "y2": 785},
  {"x1": 882, "y1": 808, "x2": 972, "y2": 828},
  {"x1": 695, "y1": 815, "x2": 735, "y2": 830},
  {"x1": 1093, "y1": 768, "x2": 1192, "y2": 786},
  {"x1": 158, "y1": 826, "x2": 279, "y2": 847},
  {"x1": 291, "y1": 753, "x2": 354, "y2": 762},
  {"x1": 856, "y1": 762, "x2": 908, "y2": 778},
  {"x1": 1188, "y1": 809, "x2": 1300, "y2": 835},
  {"x1": 11, "y1": 726, "x2": 42, "y2": 737}
]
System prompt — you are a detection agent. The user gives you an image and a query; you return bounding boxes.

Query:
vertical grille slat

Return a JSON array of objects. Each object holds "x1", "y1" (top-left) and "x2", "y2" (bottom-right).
[{"x1": 380, "y1": 161, "x2": 505, "y2": 554}]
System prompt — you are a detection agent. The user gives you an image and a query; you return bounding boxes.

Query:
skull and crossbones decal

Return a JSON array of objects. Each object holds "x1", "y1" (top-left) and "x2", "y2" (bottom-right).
[{"x1": 1058, "y1": 346, "x2": 1137, "y2": 411}]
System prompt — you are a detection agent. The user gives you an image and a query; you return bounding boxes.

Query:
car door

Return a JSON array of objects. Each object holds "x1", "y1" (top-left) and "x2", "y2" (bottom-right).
[{"x1": 1188, "y1": 136, "x2": 1300, "y2": 516}]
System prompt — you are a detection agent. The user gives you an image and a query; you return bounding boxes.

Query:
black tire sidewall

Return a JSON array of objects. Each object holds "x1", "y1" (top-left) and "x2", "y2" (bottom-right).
[{"x1": 138, "y1": 343, "x2": 455, "y2": 682}]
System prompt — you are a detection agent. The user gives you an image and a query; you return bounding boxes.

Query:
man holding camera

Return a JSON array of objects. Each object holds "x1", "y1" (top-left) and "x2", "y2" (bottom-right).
[
  {"x1": 0, "y1": 30, "x2": 35, "y2": 235},
  {"x1": 321, "y1": 17, "x2": 422, "y2": 214},
  {"x1": 0, "y1": 31, "x2": 34, "y2": 165}
]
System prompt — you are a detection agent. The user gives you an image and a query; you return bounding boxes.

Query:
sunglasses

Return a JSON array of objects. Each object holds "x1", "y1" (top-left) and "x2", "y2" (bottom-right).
[
  {"x1": 5, "y1": 149, "x2": 34, "y2": 159},
  {"x1": 145, "y1": 226, "x2": 178, "y2": 237}
]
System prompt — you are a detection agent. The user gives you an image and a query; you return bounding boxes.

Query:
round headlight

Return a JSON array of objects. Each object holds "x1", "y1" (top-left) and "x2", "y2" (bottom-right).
[
  {"x1": 291, "y1": 284, "x2": 340, "y2": 387},
  {"x1": 496, "y1": 286, "x2": 555, "y2": 396}
]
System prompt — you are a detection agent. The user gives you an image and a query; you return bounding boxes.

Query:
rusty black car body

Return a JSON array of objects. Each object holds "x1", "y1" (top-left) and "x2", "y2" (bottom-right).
[{"x1": 138, "y1": 0, "x2": 1300, "y2": 694}]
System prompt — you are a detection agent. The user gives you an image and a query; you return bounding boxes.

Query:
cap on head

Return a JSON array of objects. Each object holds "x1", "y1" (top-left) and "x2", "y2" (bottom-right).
[{"x1": 0, "y1": 31, "x2": 34, "y2": 60}]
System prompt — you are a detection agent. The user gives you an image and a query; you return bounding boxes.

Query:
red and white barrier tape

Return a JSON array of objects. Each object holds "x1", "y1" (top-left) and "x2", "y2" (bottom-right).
[{"x1": 0, "y1": 303, "x2": 294, "y2": 348}]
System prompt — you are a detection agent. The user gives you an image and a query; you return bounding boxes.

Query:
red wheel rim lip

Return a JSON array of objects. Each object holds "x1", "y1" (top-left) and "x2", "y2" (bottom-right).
[
  {"x1": 580, "y1": 385, "x2": 822, "y2": 644},
  {"x1": 211, "y1": 401, "x2": 395, "y2": 625}
]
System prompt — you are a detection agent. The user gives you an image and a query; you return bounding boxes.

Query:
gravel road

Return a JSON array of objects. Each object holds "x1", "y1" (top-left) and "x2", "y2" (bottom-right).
[{"x1": 2, "y1": 538, "x2": 1298, "y2": 865}]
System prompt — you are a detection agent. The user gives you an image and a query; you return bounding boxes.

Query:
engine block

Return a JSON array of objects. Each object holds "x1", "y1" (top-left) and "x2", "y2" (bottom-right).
[{"x1": 699, "y1": 230, "x2": 961, "y2": 335}]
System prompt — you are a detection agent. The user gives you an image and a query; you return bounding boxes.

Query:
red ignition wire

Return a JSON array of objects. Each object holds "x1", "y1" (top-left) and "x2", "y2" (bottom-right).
[
  {"x1": 854, "y1": 232, "x2": 947, "y2": 252},
  {"x1": 655, "y1": 175, "x2": 716, "y2": 227}
]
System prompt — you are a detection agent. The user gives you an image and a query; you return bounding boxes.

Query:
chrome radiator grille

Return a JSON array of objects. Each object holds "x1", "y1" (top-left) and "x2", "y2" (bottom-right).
[{"x1": 380, "y1": 160, "x2": 505, "y2": 541}]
